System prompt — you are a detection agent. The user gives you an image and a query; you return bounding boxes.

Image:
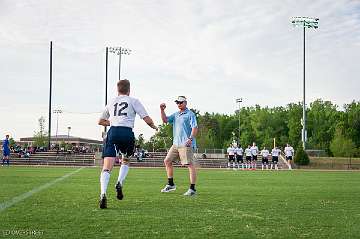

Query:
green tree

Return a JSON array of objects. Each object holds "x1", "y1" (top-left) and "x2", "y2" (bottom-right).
[
  {"x1": 136, "y1": 134, "x2": 145, "y2": 147},
  {"x1": 294, "y1": 146, "x2": 310, "y2": 165},
  {"x1": 9, "y1": 137, "x2": 16, "y2": 148},
  {"x1": 307, "y1": 99, "x2": 339, "y2": 154},
  {"x1": 33, "y1": 116, "x2": 48, "y2": 147},
  {"x1": 330, "y1": 128, "x2": 357, "y2": 157},
  {"x1": 286, "y1": 103, "x2": 302, "y2": 149},
  {"x1": 343, "y1": 101, "x2": 360, "y2": 147}
]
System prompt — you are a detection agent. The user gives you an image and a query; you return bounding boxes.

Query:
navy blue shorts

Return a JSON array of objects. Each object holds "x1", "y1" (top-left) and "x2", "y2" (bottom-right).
[
  {"x1": 102, "y1": 126, "x2": 135, "y2": 158},
  {"x1": 3, "y1": 150, "x2": 10, "y2": 157},
  {"x1": 228, "y1": 155, "x2": 235, "y2": 162},
  {"x1": 236, "y1": 155, "x2": 243, "y2": 163}
]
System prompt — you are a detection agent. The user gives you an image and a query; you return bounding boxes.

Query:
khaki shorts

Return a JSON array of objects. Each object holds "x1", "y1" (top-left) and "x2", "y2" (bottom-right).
[{"x1": 165, "y1": 145, "x2": 194, "y2": 165}]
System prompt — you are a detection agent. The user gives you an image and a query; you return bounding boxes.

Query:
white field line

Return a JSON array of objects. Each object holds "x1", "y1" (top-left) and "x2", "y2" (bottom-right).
[{"x1": 0, "y1": 167, "x2": 84, "y2": 213}]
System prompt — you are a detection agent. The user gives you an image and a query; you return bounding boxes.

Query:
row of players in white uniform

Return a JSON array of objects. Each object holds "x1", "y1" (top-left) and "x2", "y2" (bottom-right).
[{"x1": 226, "y1": 142, "x2": 295, "y2": 170}]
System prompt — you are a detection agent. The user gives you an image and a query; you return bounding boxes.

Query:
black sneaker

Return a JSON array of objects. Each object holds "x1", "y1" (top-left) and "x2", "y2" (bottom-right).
[
  {"x1": 115, "y1": 182, "x2": 124, "y2": 200},
  {"x1": 99, "y1": 194, "x2": 107, "y2": 209}
]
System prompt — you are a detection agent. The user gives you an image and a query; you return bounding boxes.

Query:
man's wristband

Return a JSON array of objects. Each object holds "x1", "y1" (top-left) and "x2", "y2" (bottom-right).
[{"x1": 188, "y1": 136, "x2": 194, "y2": 141}]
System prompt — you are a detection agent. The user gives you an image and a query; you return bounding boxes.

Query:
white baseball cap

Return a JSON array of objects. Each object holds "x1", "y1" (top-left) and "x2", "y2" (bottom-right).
[{"x1": 174, "y1": 96, "x2": 187, "y2": 103}]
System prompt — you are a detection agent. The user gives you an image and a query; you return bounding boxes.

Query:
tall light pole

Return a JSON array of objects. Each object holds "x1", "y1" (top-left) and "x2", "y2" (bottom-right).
[
  {"x1": 291, "y1": 16, "x2": 319, "y2": 149},
  {"x1": 108, "y1": 47, "x2": 131, "y2": 81},
  {"x1": 104, "y1": 47, "x2": 109, "y2": 136},
  {"x1": 53, "y1": 109, "x2": 62, "y2": 142},
  {"x1": 236, "y1": 98, "x2": 243, "y2": 143},
  {"x1": 48, "y1": 41, "x2": 53, "y2": 149}
]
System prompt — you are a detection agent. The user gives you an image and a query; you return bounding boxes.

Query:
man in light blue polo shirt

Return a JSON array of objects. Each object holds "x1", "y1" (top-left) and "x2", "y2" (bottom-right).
[{"x1": 160, "y1": 96, "x2": 199, "y2": 196}]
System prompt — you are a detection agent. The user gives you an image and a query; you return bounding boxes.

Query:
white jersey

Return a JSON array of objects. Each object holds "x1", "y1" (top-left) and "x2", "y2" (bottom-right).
[
  {"x1": 100, "y1": 95, "x2": 148, "y2": 128},
  {"x1": 284, "y1": 146, "x2": 294, "y2": 157},
  {"x1": 271, "y1": 148, "x2": 281, "y2": 156},
  {"x1": 245, "y1": 148, "x2": 252, "y2": 157},
  {"x1": 261, "y1": 149, "x2": 269, "y2": 157},
  {"x1": 235, "y1": 147, "x2": 243, "y2": 156},
  {"x1": 227, "y1": 147, "x2": 235, "y2": 156},
  {"x1": 250, "y1": 146, "x2": 259, "y2": 156}
]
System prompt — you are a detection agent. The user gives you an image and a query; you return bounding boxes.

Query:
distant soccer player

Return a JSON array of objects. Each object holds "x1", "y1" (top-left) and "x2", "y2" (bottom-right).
[
  {"x1": 2, "y1": 135, "x2": 10, "y2": 166},
  {"x1": 235, "y1": 145, "x2": 244, "y2": 170},
  {"x1": 244, "y1": 145, "x2": 252, "y2": 169},
  {"x1": 227, "y1": 144, "x2": 236, "y2": 170},
  {"x1": 260, "y1": 147, "x2": 269, "y2": 170},
  {"x1": 98, "y1": 79, "x2": 158, "y2": 209},
  {"x1": 271, "y1": 146, "x2": 281, "y2": 170},
  {"x1": 284, "y1": 143, "x2": 295, "y2": 170},
  {"x1": 250, "y1": 142, "x2": 259, "y2": 170},
  {"x1": 160, "y1": 96, "x2": 199, "y2": 196}
]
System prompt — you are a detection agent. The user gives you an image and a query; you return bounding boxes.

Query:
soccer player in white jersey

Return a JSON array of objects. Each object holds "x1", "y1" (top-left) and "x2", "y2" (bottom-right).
[
  {"x1": 271, "y1": 146, "x2": 281, "y2": 170},
  {"x1": 235, "y1": 145, "x2": 244, "y2": 170},
  {"x1": 98, "y1": 79, "x2": 158, "y2": 209},
  {"x1": 244, "y1": 145, "x2": 252, "y2": 169},
  {"x1": 227, "y1": 144, "x2": 236, "y2": 170},
  {"x1": 250, "y1": 142, "x2": 259, "y2": 170},
  {"x1": 284, "y1": 143, "x2": 295, "y2": 170},
  {"x1": 260, "y1": 147, "x2": 270, "y2": 170}
]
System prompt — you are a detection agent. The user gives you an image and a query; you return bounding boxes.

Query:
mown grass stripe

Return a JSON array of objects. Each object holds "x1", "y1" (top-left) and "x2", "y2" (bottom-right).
[{"x1": 0, "y1": 167, "x2": 84, "y2": 212}]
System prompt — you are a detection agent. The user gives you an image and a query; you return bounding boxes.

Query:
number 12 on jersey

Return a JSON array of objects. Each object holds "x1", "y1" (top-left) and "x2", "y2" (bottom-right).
[{"x1": 113, "y1": 102, "x2": 128, "y2": 116}]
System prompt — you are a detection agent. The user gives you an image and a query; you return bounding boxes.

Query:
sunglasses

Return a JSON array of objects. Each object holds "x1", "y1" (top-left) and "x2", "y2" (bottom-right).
[{"x1": 176, "y1": 101, "x2": 184, "y2": 105}]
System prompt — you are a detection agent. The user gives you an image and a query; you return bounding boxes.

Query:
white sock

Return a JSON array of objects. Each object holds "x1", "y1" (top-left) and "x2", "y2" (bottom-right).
[
  {"x1": 275, "y1": 164, "x2": 278, "y2": 170},
  {"x1": 100, "y1": 170, "x2": 111, "y2": 195},
  {"x1": 262, "y1": 165, "x2": 264, "y2": 170},
  {"x1": 117, "y1": 164, "x2": 129, "y2": 185},
  {"x1": 228, "y1": 162, "x2": 230, "y2": 168},
  {"x1": 233, "y1": 162, "x2": 236, "y2": 168}
]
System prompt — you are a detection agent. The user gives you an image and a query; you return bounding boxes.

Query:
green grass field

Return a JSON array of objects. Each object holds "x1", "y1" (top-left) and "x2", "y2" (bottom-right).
[{"x1": 0, "y1": 166, "x2": 359, "y2": 239}]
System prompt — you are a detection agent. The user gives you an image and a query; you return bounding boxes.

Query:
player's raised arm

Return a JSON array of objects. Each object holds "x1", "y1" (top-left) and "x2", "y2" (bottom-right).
[{"x1": 160, "y1": 103, "x2": 167, "y2": 123}]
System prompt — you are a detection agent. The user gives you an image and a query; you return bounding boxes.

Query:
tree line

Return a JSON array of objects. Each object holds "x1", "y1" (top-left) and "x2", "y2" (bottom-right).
[{"x1": 142, "y1": 99, "x2": 360, "y2": 157}]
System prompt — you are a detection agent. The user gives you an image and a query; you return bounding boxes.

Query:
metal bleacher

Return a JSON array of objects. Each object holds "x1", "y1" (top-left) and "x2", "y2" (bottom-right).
[
  {"x1": 8, "y1": 150, "x2": 288, "y2": 169},
  {"x1": 9, "y1": 151, "x2": 95, "y2": 166}
]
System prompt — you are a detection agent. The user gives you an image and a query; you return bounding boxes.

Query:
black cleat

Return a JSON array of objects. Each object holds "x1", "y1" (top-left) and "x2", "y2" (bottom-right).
[
  {"x1": 99, "y1": 194, "x2": 107, "y2": 209},
  {"x1": 115, "y1": 182, "x2": 124, "y2": 200}
]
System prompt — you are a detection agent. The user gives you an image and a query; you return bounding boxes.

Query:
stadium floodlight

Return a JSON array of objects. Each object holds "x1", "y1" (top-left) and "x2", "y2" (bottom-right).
[
  {"x1": 108, "y1": 46, "x2": 131, "y2": 81},
  {"x1": 236, "y1": 98, "x2": 243, "y2": 143},
  {"x1": 104, "y1": 46, "x2": 131, "y2": 135},
  {"x1": 53, "y1": 109, "x2": 63, "y2": 141},
  {"x1": 290, "y1": 16, "x2": 319, "y2": 149}
]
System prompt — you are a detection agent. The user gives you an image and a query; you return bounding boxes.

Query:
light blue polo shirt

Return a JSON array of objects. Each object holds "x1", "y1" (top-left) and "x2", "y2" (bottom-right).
[{"x1": 167, "y1": 108, "x2": 198, "y2": 148}]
